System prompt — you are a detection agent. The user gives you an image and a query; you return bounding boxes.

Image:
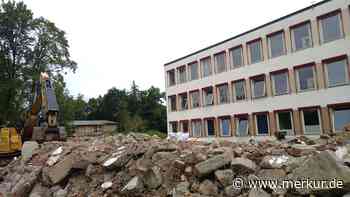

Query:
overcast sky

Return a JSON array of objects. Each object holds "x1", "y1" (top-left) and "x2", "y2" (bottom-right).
[{"x1": 23, "y1": 0, "x2": 321, "y2": 99}]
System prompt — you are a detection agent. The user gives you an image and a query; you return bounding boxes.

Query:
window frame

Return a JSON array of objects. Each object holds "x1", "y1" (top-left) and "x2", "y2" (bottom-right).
[
  {"x1": 318, "y1": 10, "x2": 344, "y2": 44},
  {"x1": 167, "y1": 69, "x2": 176, "y2": 87},
  {"x1": 250, "y1": 75, "x2": 266, "y2": 99},
  {"x1": 300, "y1": 107, "x2": 322, "y2": 135},
  {"x1": 329, "y1": 103, "x2": 350, "y2": 133},
  {"x1": 169, "y1": 121, "x2": 178, "y2": 133},
  {"x1": 267, "y1": 30, "x2": 286, "y2": 59},
  {"x1": 254, "y1": 112, "x2": 270, "y2": 136},
  {"x1": 247, "y1": 38, "x2": 263, "y2": 64},
  {"x1": 177, "y1": 65, "x2": 187, "y2": 84},
  {"x1": 214, "y1": 51, "x2": 227, "y2": 74},
  {"x1": 188, "y1": 61, "x2": 199, "y2": 81},
  {"x1": 294, "y1": 63, "x2": 317, "y2": 92},
  {"x1": 229, "y1": 45, "x2": 244, "y2": 69},
  {"x1": 189, "y1": 90, "x2": 201, "y2": 109},
  {"x1": 204, "y1": 118, "x2": 216, "y2": 137},
  {"x1": 178, "y1": 92, "x2": 188, "y2": 111},
  {"x1": 200, "y1": 56, "x2": 213, "y2": 78},
  {"x1": 202, "y1": 86, "x2": 214, "y2": 107},
  {"x1": 232, "y1": 79, "x2": 246, "y2": 102},
  {"x1": 219, "y1": 116, "x2": 232, "y2": 137},
  {"x1": 290, "y1": 21, "x2": 313, "y2": 52},
  {"x1": 168, "y1": 95, "x2": 177, "y2": 112},
  {"x1": 270, "y1": 69, "x2": 290, "y2": 96},
  {"x1": 216, "y1": 83, "x2": 230, "y2": 104},
  {"x1": 275, "y1": 110, "x2": 294, "y2": 135},
  {"x1": 179, "y1": 120, "x2": 189, "y2": 133},
  {"x1": 323, "y1": 55, "x2": 350, "y2": 88},
  {"x1": 191, "y1": 119, "x2": 202, "y2": 137},
  {"x1": 235, "y1": 114, "x2": 249, "y2": 137}
]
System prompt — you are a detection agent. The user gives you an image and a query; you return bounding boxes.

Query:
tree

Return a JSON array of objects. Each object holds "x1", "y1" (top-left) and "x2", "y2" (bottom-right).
[{"x1": 0, "y1": 1, "x2": 76, "y2": 125}]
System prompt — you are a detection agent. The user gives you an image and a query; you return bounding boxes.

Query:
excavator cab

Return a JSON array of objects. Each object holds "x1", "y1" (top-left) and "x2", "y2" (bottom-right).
[{"x1": 0, "y1": 127, "x2": 22, "y2": 156}]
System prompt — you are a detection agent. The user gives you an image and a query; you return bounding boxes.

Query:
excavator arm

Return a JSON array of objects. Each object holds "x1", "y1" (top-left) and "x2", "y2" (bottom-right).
[{"x1": 22, "y1": 72, "x2": 64, "y2": 142}]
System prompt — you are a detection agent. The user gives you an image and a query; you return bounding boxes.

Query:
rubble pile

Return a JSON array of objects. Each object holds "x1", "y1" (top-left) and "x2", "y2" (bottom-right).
[{"x1": 1, "y1": 132, "x2": 350, "y2": 197}]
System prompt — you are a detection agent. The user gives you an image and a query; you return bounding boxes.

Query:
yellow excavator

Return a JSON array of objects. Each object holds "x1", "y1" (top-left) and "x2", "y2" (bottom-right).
[{"x1": 0, "y1": 72, "x2": 65, "y2": 156}]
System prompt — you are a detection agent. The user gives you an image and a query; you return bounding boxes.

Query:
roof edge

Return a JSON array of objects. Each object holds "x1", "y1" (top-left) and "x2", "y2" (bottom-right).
[{"x1": 164, "y1": 0, "x2": 331, "y2": 67}]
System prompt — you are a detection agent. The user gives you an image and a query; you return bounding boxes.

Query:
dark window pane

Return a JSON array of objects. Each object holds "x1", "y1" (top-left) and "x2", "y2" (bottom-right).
[
  {"x1": 231, "y1": 47, "x2": 243, "y2": 68},
  {"x1": 168, "y1": 70, "x2": 176, "y2": 86},
  {"x1": 292, "y1": 23, "x2": 312, "y2": 51},
  {"x1": 235, "y1": 81, "x2": 246, "y2": 100},
  {"x1": 191, "y1": 91, "x2": 200, "y2": 108},
  {"x1": 269, "y1": 32, "x2": 285, "y2": 58},
  {"x1": 207, "y1": 120, "x2": 215, "y2": 136},
  {"x1": 178, "y1": 67, "x2": 187, "y2": 83},
  {"x1": 249, "y1": 40, "x2": 262, "y2": 64},
  {"x1": 170, "y1": 122, "x2": 177, "y2": 133},
  {"x1": 297, "y1": 66, "x2": 315, "y2": 91},
  {"x1": 321, "y1": 13, "x2": 342, "y2": 43},
  {"x1": 278, "y1": 112, "x2": 292, "y2": 130},
  {"x1": 273, "y1": 72, "x2": 289, "y2": 95},
  {"x1": 326, "y1": 60, "x2": 348, "y2": 87},
  {"x1": 303, "y1": 110, "x2": 320, "y2": 134},
  {"x1": 334, "y1": 109, "x2": 350, "y2": 131},
  {"x1": 203, "y1": 87, "x2": 214, "y2": 106},
  {"x1": 257, "y1": 114, "x2": 269, "y2": 134}
]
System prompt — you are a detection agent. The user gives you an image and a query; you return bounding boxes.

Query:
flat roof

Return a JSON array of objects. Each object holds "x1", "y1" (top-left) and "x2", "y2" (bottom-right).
[{"x1": 164, "y1": 0, "x2": 331, "y2": 66}]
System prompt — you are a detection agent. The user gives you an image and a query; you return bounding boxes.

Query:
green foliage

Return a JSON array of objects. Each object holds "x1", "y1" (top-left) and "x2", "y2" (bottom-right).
[
  {"x1": 87, "y1": 82, "x2": 167, "y2": 134},
  {"x1": 0, "y1": 0, "x2": 76, "y2": 125}
]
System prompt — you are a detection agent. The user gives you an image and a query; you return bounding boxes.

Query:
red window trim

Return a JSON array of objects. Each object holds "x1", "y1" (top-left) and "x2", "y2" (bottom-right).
[
  {"x1": 327, "y1": 102, "x2": 350, "y2": 109},
  {"x1": 250, "y1": 73, "x2": 266, "y2": 80},
  {"x1": 216, "y1": 82, "x2": 229, "y2": 87},
  {"x1": 298, "y1": 105, "x2": 321, "y2": 111},
  {"x1": 247, "y1": 37, "x2": 262, "y2": 45},
  {"x1": 289, "y1": 20, "x2": 311, "y2": 29},
  {"x1": 317, "y1": 9, "x2": 342, "y2": 20},
  {"x1": 218, "y1": 115, "x2": 231, "y2": 119},
  {"x1": 232, "y1": 78, "x2": 246, "y2": 83},
  {"x1": 229, "y1": 44, "x2": 243, "y2": 52},
  {"x1": 322, "y1": 54, "x2": 348, "y2": 64},
  {"x1": 214, "y1": 50, "x2": 226, "y2": 56},
  {"x1": 253, "y1": 111, "x2": 269, "y2": 115},
  {"x1": 234, "y1": 113, "x2": 249, "y2": 118},
  {"x1": 293, "y1": 62, "x2": 315, "y2": 70},
  {"x1": 189, "y1": 89, "x2": 200, "y2": 93},
  {"x1": 203, "y1": 117, "x2": 216, "y2": 120},
  {"x1": 190, "y1": 118, "x2": 202, "y2": 122},
  {"x1": 188, "y1": 60, "x2": 198, "y2": 66},
  {"x1": 267, "y1": 29, "x2": 285, "y2": 37},
  {"x1": 270, "y1": 68, "x2": 289, "y2": 75},
  {"x1": 273, "y1": 108, "x2": 293, "y2": 113}
]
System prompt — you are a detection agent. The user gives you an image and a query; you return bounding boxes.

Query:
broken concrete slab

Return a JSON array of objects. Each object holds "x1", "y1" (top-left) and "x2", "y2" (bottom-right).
[{"x1": 194, "y1": 154, "x2": 231, "y2": 176}]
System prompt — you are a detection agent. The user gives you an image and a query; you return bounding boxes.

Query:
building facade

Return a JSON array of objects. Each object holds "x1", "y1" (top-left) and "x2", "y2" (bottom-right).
[{"x1": 164, "y1": 0, "x2": 350, "y2": 138}]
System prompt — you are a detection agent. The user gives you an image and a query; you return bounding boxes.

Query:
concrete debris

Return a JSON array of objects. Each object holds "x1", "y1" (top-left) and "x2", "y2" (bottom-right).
[{"x1": 1, "y1": 132, "x2": 350, "y2": 197}]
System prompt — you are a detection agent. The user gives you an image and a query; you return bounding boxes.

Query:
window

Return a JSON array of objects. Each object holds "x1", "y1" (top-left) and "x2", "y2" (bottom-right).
[
  {"x1": 271, "y1": 71, "x2": 289, "y2": 96},
  {"x1": 170, "y1": 122, "x2": 178, "y2": 133},
  {"x1": 191, "y1": 120, "x2": 202, "y2": 137},
  {"x1": 190, "y1": 90, "x2": 200, "y2": 108},
  {"x1": 230, "y1": 46, "x2": 243, "y2": 68},
  {"x1": 180, "y1": 121, "x2": 189, "y2": 133},
  {"x1": 255, "y1": 113, "x2": 269, "y2": 135},
  {"x1": 319, "y1": 11, "x2": 344, "y2": 44},
  {"x1": 251, "y1": 75, "x2": 266, "y2": 98},
  {"x1": 177, "y1": 66, "x2": 187, "y2": 84},
  {"x1": 202, "y1": 87, "x2": 214, "y2": 106},
  {"x1": 248, "y1": 39, "x2": 263, "y2": 64},
  {"x1": 291, "y1": 22, "x2": 312, "y2": 51},
  {"x1": 168, "y1": 95, "x2": 177, "y2": 112},
  {"x1": 201, "y1": 57, "x2": 212, "y2": 78},
  {"x1": 215, "y1": 52, "x2": 227, "y2": 73},
  {"x1": 301, "y1": 108, "x2": 321, "y2": 134},
  {"x1": 205, "y1": 119, "x2": 215, "y2": 136},
  {"x1": 324, "y1": 58, "x2": 349, "y2": 87},
  {"x1": 276, "y1": 111, "x2": 294, "y2": 135},
  {"x1": 233, "y1": 80, "x2": 246, "y2": 101},
  {"x1": 189, "y1": 62, "x2": 199, "y2": 81},
  {"x1": 332, "y1": 107, "x2": 350, "y2": 132},
  {"x1": 179, "y1": 93, "x2": 188, "y2": 111},
  {"x1": 268, "y1": 31, "x2": 286, "y2": 58},
  {"x1": 219, "y1": 117, "x2": 231, "y2": 136},
  {"x1": 236, "y1": 116, "x2": 249, "y2": 137},
  {"x1": 295, "y1": 65, "x2": 316, "y2": 92},
  {"x1": 167, "y1": 70, "x2": 176, "y2": 86},
  {"x1": 216, "y1": 84, "x2": 229, "y2": 104}
]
